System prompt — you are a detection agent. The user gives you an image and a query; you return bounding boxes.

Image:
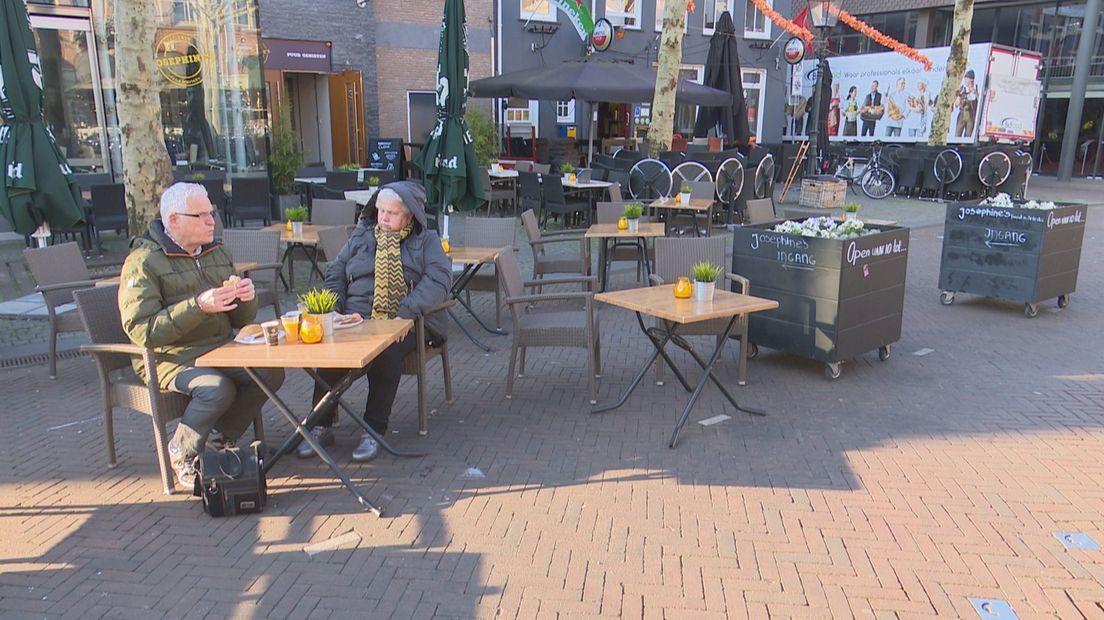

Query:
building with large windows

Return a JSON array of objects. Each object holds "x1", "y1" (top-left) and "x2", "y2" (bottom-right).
[
  {"x1": 495, "y1": 0, "x2": 794, "y2": 155},
  {"x1": 830, "y1": 0, "x2": 1104, "y2": 176}
]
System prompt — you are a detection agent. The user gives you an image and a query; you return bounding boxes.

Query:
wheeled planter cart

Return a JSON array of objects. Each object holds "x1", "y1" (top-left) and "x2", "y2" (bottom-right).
[
  {"x1": 731, "y1": 222, "x2": 909, "y2": 380},
  {"x1": 938, "y1": 201, "x2": 1087, "y2": 317}
]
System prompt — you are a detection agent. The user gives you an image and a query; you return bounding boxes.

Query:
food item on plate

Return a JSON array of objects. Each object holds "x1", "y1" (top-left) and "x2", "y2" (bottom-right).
[
  {"x1": 238, "y1": 324, "x2": 263, "y2": 340},
  {"x1": 335, "y1": 312, "x2": 362, "y2": 327}
]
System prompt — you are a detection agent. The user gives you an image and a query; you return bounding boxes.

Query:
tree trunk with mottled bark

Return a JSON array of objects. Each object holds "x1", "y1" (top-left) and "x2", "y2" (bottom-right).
[
  {"x1": 648, "y1": 0, "x2": 689, "y2": 154},
  {"x1": 115, "y1": 0, "x2": 172, "y2": 235},
  {"x1": 929, "y1": 0, "x2": 974, "y2": 146}
]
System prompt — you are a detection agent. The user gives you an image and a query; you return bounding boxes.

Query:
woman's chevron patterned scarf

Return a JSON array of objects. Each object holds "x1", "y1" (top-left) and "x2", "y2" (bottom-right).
[{"x1": 371, "y1": 222, "x2": 413, "y2": 320}]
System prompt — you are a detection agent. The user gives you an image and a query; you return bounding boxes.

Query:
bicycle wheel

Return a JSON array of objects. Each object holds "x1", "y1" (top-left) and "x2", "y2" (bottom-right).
[{"x1": 861, "y1": 167, "x2": 895, "y2": 199}]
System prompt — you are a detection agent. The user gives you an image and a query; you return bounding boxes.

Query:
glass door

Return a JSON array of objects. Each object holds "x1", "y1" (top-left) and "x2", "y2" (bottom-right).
[{"x1": 29, "y1": 14, "x2": 110, "y2": 174}]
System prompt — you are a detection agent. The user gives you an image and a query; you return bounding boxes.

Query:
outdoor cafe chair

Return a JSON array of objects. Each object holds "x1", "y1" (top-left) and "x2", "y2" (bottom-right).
[
  {"x1": 517, "y1": 171, "x2": 543, "y2": 216},
  {"x1": 596, "y1": 202, "x2": 648, "y2": 283},
  {"x1": 459, "y1": 216, "x2": 516, "y2": 329},
  {"x1": 650, "y1": 236, "x2": 754, "y2": 386},
  {"x1": 222, "y1": 229, "x2": 283, "y2": 316},
  {"x1": 90, "y1": 182, "x2": 128, "y2": 238},
  {"x1": 72, "y1": 284, "x2": 265, "y2": 495},
  {"x1": 495, "y1": 248, "x2": 600, "y2": 405},
  {"x1": 531, "y1": 163, "x2": 551, "y2": 175},
  {"x1": 326, "y1": 171, "x2": 359, "y2": 191},
  {"x1": 744, "y1": 198, "x2": 777, "y2": 226},
  {"x1": 23, "y1": 242, "x2": 112, "y2": 378},
  {"x1": 481, "y1": 170, "x2": 517, "y2": 216},
  {"x1": 539, "y1": 173, "x2": 590, "y2": 229},
  {"x1": 606, "y1": 182, "x2": 623, "y2": 203},
  {"x1": 310, "y1": 198, "x2": 357, "y2": 227},
  {"x1": 228, "y1": 177, "x2": 273, "y2": 226},
  {"x1": 520, "y1": 209, "x2": 590, "y2": 288}
]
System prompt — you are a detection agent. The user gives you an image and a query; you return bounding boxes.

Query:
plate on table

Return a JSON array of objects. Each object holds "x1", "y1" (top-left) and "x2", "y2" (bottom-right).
[
  {"x1": 234, "y1": 325, "x2": 284, "y2": 345},
  {"x1": 334, "y1": 312, "x2": 364, "y2": 329}
]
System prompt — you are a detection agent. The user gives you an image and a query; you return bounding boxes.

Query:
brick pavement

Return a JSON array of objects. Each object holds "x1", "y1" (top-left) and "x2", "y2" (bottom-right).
[{"x1": 1, "y1": 198, "x2": 1104, "y2": 618}]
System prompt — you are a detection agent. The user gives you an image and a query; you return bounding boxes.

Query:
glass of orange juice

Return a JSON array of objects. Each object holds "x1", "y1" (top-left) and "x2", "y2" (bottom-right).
[{"x1": 281, "y1": 311, "x2": 300, "y2": 343}]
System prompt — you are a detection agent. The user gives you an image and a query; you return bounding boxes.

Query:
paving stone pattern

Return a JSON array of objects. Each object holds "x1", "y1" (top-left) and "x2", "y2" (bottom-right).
[{"x1": 2, "y1": 192, "x2": 1104, "y2": 618}]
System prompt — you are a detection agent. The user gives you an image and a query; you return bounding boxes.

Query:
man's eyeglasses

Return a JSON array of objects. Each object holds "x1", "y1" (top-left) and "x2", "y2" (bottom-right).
[{"x1": 177, "y1": 210, "x2": 216, "y2": 220}]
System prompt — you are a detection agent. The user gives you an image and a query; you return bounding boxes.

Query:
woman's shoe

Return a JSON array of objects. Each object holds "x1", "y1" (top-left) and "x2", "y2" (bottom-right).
[{"x1": 352, "y1": 433, "x2": 379, "y2": 462}]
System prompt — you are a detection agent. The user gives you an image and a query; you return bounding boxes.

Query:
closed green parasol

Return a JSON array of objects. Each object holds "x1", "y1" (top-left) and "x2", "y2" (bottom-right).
[
  {"x1": 413, "y1": 0, "x2": 485, "y2": 214},
  {"x1": 0, "y1": 0, "x2": 85, "y2": 237}
]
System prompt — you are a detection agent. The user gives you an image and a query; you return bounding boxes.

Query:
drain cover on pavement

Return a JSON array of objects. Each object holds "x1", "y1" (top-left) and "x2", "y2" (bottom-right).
[
  {"x1": 969, "y1": 598, "x2": 1018, "y2": 619},
  {"x1": 1054, "y1": 532, "x2": 1100, "y2": 550}
]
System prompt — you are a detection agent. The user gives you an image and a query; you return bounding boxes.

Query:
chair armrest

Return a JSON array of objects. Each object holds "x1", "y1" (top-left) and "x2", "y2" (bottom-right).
[
  {"x1": 243, "y1": 262, "x2": 284, "y2": 273},
  {"x1": 523, "y1": 275, "x2": 597, "y2": 290},
  {"x1": 725, "y1": 272, "x2": 749, "y2": 294},
  {"x1": 539, "y1": 228, "x2": 587, "y2": 238},
  {"x1": 649, "y1": 274, "x2": 664, "y2": 286},
  {"x1": 81, "y1": 343, "x2": 146, "y2": 356},
  {"x1": 528, "y1": 236, "x2": 585, "y2": 247},
  {"x1": 420, "y1": 299, "x2": 458, "y2": 316},
  {"x1": 505, "y1": 291, "x2": 592, "y2": 306},
  {"x1": 36, "y1": 280, "x2": 98, "y2": 294}
]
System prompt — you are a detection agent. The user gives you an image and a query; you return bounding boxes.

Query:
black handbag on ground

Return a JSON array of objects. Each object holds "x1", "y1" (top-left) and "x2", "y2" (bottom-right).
[{"x1": 193, "y1": 441, "x2": 267, "y2": 517}]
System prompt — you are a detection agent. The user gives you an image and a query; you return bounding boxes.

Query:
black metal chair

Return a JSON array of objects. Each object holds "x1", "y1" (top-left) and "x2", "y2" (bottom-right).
[
  {"x1": 539, "y1": 173, "x2": 590, "y2": 229},
  {"x1": 517, "y1": 171, "x2": 543, "y2": 218},
  {"x1": 90, "y1": 183, "x2": 128, "y2": 239},
  {"x1": 326, "y1": 171, "x2": 359, "y2": 191},
  {"x1": 228, "y1": 177, "x2": 273, "y2": 226}
]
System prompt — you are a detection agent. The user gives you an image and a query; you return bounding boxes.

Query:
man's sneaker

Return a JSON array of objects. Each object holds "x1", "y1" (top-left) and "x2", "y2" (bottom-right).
[
  {"x1": 295, "y1": 426, "x2": 334, "y2": 459},
  {"x1": 168, "y1": 441, "x2": 198, "y2": 489},
  {"x1": 351, "y1": 433, "x2": 380, "y2": 462}
]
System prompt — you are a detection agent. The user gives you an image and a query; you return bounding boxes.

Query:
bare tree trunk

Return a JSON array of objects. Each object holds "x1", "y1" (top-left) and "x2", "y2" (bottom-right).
[
  {"x1": 648, "y1": 0, "x2": 689, "y2": 154},
  {"x1": 116, "y1": 0, "x2": 172, "y2": 235},
  {"x1": 929, "y1": 0, "x2": 974, "y2": 147}
]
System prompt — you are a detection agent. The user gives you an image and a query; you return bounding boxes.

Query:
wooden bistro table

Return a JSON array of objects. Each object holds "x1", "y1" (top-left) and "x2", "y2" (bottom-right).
[
  {"x1": 446, "y1": 245, "x2": 510, "y2": 352},
  {"x1": 593, "y1": 284, "x2": 779, "y2": 448},
  {"x1": 584, "y1": 222, "x2": 664, "y2": 292},
  {"x1": 262, "y1": 223, "x2": 331, "y2": 289},
  {"x1": 195, "y1": 318, "x2": 415, "y2": 515},
  {"x1": 645, "y1": 197, "x2": 715, "y2": 237}
]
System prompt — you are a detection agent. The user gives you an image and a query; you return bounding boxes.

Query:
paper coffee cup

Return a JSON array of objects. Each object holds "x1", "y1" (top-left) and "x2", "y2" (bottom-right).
[{"x1": 261, "y1": 320, "x2": 281, "y2": 346}]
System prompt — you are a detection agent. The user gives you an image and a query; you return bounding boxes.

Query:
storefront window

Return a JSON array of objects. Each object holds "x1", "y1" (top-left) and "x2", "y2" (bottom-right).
[
  {"x1": 28, "y1": 0, "x2": 91, "y2": 7},
  {"x1": 90, "y1": 0, "x2": 268, "y2": 178}
]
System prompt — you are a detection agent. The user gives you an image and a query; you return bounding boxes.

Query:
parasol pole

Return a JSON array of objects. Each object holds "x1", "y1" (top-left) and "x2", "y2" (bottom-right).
[
  {"x1": 31, "y1": 222, "x2": 51, "y2": 248},
  {"x1": 587, "y1": 102, "x2": 597, "y2": 167}
]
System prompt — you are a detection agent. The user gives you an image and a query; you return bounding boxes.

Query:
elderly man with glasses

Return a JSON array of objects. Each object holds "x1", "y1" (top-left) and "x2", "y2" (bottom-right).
[{"x1": 118, "y1": 182, "x2": 284, "y2": 488}]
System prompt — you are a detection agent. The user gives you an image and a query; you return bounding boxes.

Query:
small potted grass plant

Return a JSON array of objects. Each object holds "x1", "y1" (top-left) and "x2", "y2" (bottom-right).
[
  {"x1": 190, "y1": 172, "x2": 206, "y2": 181},
  {"x1": 284, "y1": 205, "x2": 308, "y2": 236},
  {"x1": 298, "y1": 288, "x2": 339, "y2": 340},
  {"x1": 622, "y1": 203, "x2": 644, "y2": 232},
  {"x1": 368, "y1": 175, "x2": 381, "y2": 190},
  {"x1": 679, "y1": 183, "x2": 692, "y2": 205},
  {"x1": 561, "y1": 162, "x2": 576, "y2": 183},
  {"x1": 843, "y1": 202, "x2": 861, "y2": 221},
  {"x1": 691, "y1": 261, "x2": 722, "y2": 301}
]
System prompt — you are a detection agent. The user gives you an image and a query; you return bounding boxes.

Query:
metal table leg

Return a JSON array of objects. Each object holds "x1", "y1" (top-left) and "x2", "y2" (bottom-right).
[
  {"x1": 451, "y1": 262, "x2": 507, "y2": 335},
  {"x1": 305, "y1": 369, "x2": 426, "y2": 458},
  {"x1": 243, "y1": 367, "x2": 383, "y2": 515}
]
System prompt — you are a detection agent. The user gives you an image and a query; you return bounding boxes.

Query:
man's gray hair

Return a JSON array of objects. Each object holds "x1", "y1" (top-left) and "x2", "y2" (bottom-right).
[
  {"x1": 375, "y1": 187, "x2": 411, "y2": 217},
  {"x1": 160, "y1": 182, "x2": 209, "y2": 222}
]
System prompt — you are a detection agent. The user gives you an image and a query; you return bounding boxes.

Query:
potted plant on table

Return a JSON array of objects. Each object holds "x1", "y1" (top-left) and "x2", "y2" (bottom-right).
[
  {"x1": 298, "y1": 288, "x2": 339, "y2": 342},
  {"x1": 622, "y1": 203, "x2": 644, "y2": 232},
  {"x1": 679, "y1": 183, "x2": 692, "y2": 205},
  {"x1": 190, "y1": 172, "x2": 206, "y2": 182},
  {"x1": 367, "y1": 175, "x2": 381, "y2": 191},
  {"x1": 691, "y1": 261, "x2": 722, "y2": 302},
  {"x1": 561, "y1": 162, "x2": 576, "y2": 183},
  {"x1": 284, "y1": 205, "x2": 308, "y2": 236},
  {"x1": 843, "y1": 202, "x2": 861, "y2": 221}
]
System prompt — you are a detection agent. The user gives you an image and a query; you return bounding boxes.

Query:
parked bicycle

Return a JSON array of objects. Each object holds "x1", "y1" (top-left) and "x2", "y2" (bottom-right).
[{"x1": 858, "y1": 142, "x2": 897, "y2": 200}]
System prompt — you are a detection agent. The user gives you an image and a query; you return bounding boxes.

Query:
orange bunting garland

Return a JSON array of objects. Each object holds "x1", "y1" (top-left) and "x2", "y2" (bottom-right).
[
  {"x1": 834, "y1": 8, "x2": 933, "y2": 70},
  {"x1": 749, "y1": 0, "x2": 813, "y2": 44}
]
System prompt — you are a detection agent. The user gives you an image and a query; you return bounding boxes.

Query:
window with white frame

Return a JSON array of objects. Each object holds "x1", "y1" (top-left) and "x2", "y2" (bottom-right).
[
  {"x1": 744, "y1": 0, "x2": 771, "y2": 39},
  {"x1": 520, "y1": 0, "x2": 556, "y2": 23},
  {"x1": 742, "y1": 68, "x2": 766, "y2": 139},
  {"x1": 672, "y1": 65, "x2": 704, "y2": 136},
  {"x1": 556, "y1": 100, "x2": 575, "y2": 123},
  {"x1": 605, "y1": 0, "x2": 640, "y2": 30},
  {"x1": 505, "y1": 99, "x2": 540, "y2": 126},
  {"x1": 703, "y1": 0, "x2": 729, "y2": 35},
  {"x1": 654, "y1": 0, "x2": 689, "y2": 32}
]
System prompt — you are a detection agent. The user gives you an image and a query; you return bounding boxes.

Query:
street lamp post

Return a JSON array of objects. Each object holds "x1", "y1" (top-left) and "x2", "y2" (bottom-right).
[{"x1": 805, "y1": 0, "x2": 840, "y2": 177}]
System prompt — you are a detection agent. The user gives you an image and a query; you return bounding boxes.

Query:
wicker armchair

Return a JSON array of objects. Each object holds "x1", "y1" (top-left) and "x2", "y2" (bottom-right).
[
  {"x1": 399, "y1": 300, "x2": 455, "y2": 435},
  {"x1": 72, "y1": 284, "x2": 264, "y2": 495},
  {"x1": 744, "y1": 198, "x2": 777, "y2": 226},
  {"x1": 495, "y1": 249, "x2": 601, "y2": 404},
  {"x1": 222, "y1": 229, "x2": 283, "y2": 316},
  {"x1": 650, "y1": 236, "x2": 754, "y2": 386},
  {"x1": 310, "y1": 198, "x2": 357, "y2": 226},
  {"x1": 460, "y1": 216, "x2": 515, "y2": 329},
  {"x1": 23, "y1": 242, "x2": 109, "y2": 378},
  {"x1": 520, "y1": 210, "x2": 590, "y2": 289}
]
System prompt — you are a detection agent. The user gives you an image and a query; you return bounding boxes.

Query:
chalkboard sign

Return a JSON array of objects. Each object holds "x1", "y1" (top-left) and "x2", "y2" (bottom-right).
[
  {"x1": 938, "y1": 201, "x2": 1087, "y2": 316},
  {"x1": 368, "y1": 138, "x2": 404, "y2": 172}
]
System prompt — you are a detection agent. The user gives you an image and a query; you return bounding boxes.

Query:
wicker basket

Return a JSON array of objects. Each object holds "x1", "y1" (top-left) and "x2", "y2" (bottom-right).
[{"x1": 799, "y1": 176, "x2": 846, "y2": 209}]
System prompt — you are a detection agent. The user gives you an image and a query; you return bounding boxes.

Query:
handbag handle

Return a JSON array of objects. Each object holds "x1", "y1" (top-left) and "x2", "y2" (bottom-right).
[{"x1": 218, "y1": 450, "x2": 244, "y2": 478}]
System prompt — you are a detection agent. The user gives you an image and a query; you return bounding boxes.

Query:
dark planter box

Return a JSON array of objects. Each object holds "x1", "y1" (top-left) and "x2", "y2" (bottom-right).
[
  {"x1": 731, "y1": 223, "x2": 910, "y2": 379},
  {"x1": 938, "y1": 202, "x2": 1087, "y2": 317}
]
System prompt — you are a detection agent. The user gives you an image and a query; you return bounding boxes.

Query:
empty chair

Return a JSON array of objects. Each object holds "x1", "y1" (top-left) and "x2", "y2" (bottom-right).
[
  {"x1": 326, "y1": 171, "x2": 359, "y2": 191},
  {"x1": 651, "y1": 236, "x2": 754, "y2": 386},
  {"x1": 744, "y1": 198, "x2": 777, "y2": 225},
  {"x1": 596, "y1": 202, "x2": 647, "y2": 285},
  {"x1": 539, "y1": 173, "x2": 590, "y2": 229},
  {"x1": 531, "y1": 163, "x2": 551, "y2": 175},
  {"x1": 607, "y1": 182, "x2": 623, "y2": 203},
  {"x1": 73, "y1": 284, "x2": 263, "y2": 495},
  {"x1": 296, "y1": 163, "x2": 327, "y2": 179},
  {"x1": 75, "y1": 172, "x2": 112, "y2": 193},
  {"x1": 520, "y1": 209, "x2": 590, "y2": 283},
  {"x1": 228, "y1": 177, "x2": 273, "y2": 226},
  {"x1": 460, "y1": 216, "x2": 516, "y2": 329},
  {"x1": 481, "y1": 170, "x2": 517, "y2": 216},
  {"x1": 309, "y1": 183, "x2": 347, "y2": 201},
  {"x1": 23, "y1": 242, "x2": 103, "y2": 378},
  {"x1": 517, "y1": 171, "x2": 543, "y2": 216},
  {"x1": 222, "y1": 229, "x2": 283, "y2": 316},
  {"x1": 495, "y1": 248, "x2": 600, "y2": 404},
  {"x1": 90, "y1": 183, "x2": 128, "y2": 237},
  {"x1": 310, "y1": 198, "x2": 357, "y2": 226}
]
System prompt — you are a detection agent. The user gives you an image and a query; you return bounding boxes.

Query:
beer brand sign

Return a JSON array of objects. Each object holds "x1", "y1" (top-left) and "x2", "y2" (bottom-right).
[{"x1": 156, "y1": 33, "x2": 210, "y2": 87}]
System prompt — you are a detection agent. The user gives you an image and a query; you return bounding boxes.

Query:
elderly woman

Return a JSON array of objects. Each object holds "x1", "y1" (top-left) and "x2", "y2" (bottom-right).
[{"x1": 300, "y1": 181, "x2": 451, "y2": 461}]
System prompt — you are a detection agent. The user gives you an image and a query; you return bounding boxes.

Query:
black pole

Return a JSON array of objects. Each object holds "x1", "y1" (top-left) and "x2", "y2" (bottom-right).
[{"x1": 806, "y1": 35, "x2": 827, "y2": 177}]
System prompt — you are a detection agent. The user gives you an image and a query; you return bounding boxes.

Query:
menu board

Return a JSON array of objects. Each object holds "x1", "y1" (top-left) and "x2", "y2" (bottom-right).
[{"x1": 368, "y1": 138, "x2": 404, "y2": 172}]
